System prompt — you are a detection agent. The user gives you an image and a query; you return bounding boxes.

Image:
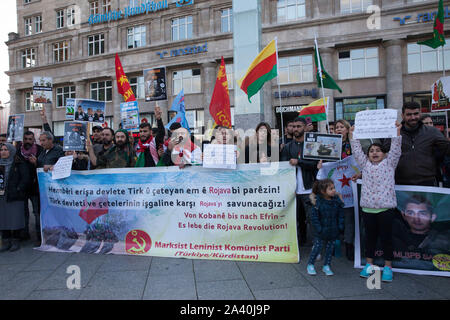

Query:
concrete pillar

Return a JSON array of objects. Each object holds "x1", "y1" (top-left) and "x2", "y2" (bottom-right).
[
  {"x1": 201, "y1": 61, "x2": 217, "y2": 132},
  {"x1": 384, "y1": 39, "x2": 405, "y2": 113},
  {"x1": 112, "y1": 77, "x2": 122, "y2": 130},
  {"x1": 8, "y1": 89, "x2": 20, "y2": 115},
  {"x1": 232, "y1": 0, "x2": 264, "y2": 132},
  {"x1": 75, "y1": 80, "x2": 87, "y2": 99}
]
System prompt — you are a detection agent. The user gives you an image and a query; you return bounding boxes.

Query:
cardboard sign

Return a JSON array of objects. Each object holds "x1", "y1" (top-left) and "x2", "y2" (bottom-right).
[
  {"x1": 353, "y1": 109, "x2": 398, "y2": 139},
  {"x1": 63, "y1": 122, "x2": 87, "y2": 152},
  {"x1": 33, "y1": 77, "x2": 53, "y2": 104},
  {"x1": 431, "y1": 76, "x2": 450, "y2": 112},
  {"x1": 144, "y1": 67, "x2": 167, "y2": 102},
  {"x1": 6, "y1": 114, "x2": 25, "y2": 143}
]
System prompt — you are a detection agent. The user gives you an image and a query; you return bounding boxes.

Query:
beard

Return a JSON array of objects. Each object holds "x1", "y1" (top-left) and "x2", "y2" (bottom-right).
[
  {"x1": 294, "y1": 131, "x2": 304, "y2": 138},
  {"x1": 116, "y1": 141, "x2": 126, "y2": 149}
]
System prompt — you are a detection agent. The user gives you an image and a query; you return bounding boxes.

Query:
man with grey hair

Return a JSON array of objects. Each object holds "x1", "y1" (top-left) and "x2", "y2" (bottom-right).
[{"x1": 29, "y1": 131, "x2": 64, "y2": 172}]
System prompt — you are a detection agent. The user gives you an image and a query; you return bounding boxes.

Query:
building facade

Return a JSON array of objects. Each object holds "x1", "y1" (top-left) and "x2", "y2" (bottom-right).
[{"x1": 6, "y1": 0, "x2": 450, "y2": 139}]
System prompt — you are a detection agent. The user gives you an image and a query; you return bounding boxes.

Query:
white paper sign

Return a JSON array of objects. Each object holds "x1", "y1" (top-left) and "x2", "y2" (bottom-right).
[
  {"x1": 203, "y1": 144, "x2": 237, "y2": 170},
  {"x1": 353, "y1": 109, "x2": 398, "y2": 139},
  {"x1": 52, "y1": 156, "x2": 73, "y2": 180}
]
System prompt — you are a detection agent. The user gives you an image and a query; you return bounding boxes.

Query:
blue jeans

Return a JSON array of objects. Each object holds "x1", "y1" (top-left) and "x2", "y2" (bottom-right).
[{"x1": 308, "y1": 238, "x2": 335, "y2": 266}]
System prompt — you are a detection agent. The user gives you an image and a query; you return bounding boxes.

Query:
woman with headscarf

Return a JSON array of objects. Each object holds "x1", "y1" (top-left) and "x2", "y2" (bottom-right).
[{"x1": 0, "y1": 143, "x2": 30, "y2": 252}]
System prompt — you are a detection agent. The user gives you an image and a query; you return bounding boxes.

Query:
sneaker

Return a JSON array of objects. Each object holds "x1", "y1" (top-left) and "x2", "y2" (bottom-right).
[
  {"x1": 360, "y1": 263, "x2": 374, "y2": 278},
  {"x1": 381, "y1": 266, "x2": 393, "y2": 282},
  {"x1": 307, "y1": 264, "x2": 317, "y2": 275},
  {"x1": 322, "y1": 265, "x2": 334, "y2": 276}
]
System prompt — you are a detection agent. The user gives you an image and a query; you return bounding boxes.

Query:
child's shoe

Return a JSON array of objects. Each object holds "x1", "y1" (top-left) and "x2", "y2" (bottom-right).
[
  {"x1": 359, "y1": 263, "x2": 374, "y2": 278},
  {"x1": 307, "y1": 264, "x2": 317, "y2": 275},
  {"x1": 322, "y1": 265, "x2": 334, "y2": 276},
  {"x1": 381, "y1": 266, "x2": 393, "y2": 282}
]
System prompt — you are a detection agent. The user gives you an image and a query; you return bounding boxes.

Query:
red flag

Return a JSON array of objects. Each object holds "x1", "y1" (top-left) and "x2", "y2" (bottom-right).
[
  {"x1": 209, "y1": 57, "x2": 232, "y2": 128},
  {"x1": 79, "y1": 196, "x2": 109, "y2": 225},
  {"x1": 115, "y1": 53, "x2": 136, "y2": 102}
]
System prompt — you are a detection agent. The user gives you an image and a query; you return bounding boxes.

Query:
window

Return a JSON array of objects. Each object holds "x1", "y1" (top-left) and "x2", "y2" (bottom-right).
[
  {"x1": 22, "y1": 48, "x2": 36, "y2": 68},
  {"x1": 90, "y1": 1, "x2": 100, "y2": 15},
  {"x1": 25, "y1": 91, "x2": 42, "y2": 112},
  {"x1": 56, "y1": 86, "x2": 76, "y2": 108},
  {"x1": 226, "y1": 64, "x2": 234, "y2": 89},
  {"x1": 277, "y1": 0, "x2": 306, "y2": 23},
  {"x1": 173, "y1": 69, "x2": 201, "y2": 94},
  {"x1": 90, "y1": 80, "x2": 112, "y2": 102},
  {"x1": 67, "y1": 7, "x2": 76, "y2": 26},
  {"x1": 221, "y1": 8, "x2": 233, "y2": 33},
  {"x1": 172, "y1": 16, "x2": 193, "y2": 41},
  {"x1": 338, "y1": 47, "x2": 379, "y2": 79},
  {"x1": 102, "y1": 0, "x2": 112, "y2": 13},
  {"x1": 88, "y1": 34, "x2": 105, "y2": 56},
  {"x1": 335, "y1": 97, "x2": 384, "y2": 122},
  {"x1": 56, "y1": 10, "x2": 65, "y2": 29},
  {"x1": 35, "y1": 16, "x2": 42, "y2": 33},
  {"x1": 53, "y1": 41, "x2": 69, "y2": 63},
  {"x1": 129, "y1": 0, "x2": 145, "y2": 6},
  {"x1": 127, "y1": 26, "x2": 146, "y2": 49},
  {"x1": 279, "y1": 55, "x2": 313, "y2": 84},
  {"x1": 130, "y1": 76, "x2": 145, "y2": 99},
  {"x1": 340, "y1": 0, "x2": 372, "y2": 14},
  {"x1": 408, "y1": 41, "x2": 450, "y2": 73},
  {"x1": 25, "y1": 17, "x2": 32, "y2": 36},
  {"x1": 24, "y1": 0, "x2": 32, "y2": 3}
]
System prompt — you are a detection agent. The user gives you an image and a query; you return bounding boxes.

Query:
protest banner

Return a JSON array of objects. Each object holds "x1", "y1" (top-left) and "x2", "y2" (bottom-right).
[
  {"x1": 7, "y1": 114, "x2": 25, "y2": 143},
  {"x1": 353, "y1": 109, "x2": 398, "y2": 139},
  {"x1": 303, "y1": 133, "x2": 342, "y2": 161},
  {"x1": 431, "y1": 76, "x2": 450, "y2": 112},
  {"x1": 203, "y1": 144, "x2": 237, "y2": 170},
  {"x1": 63, "y1": 122, "x2": 87, "y2": 152},
  {"x1": 33, "y1": 77, "x2": 53, "y2": 104},
  {"x1": 66, "y1": 99, "x2": 106, "y2": 123},
  {"x1": 36, "y1": 163, "x2": 299, "y2": 263},
  {"x1": 317, "y1": 156, "x2": 360, "y2": 208},
  {"x1": 353, "y1": 182, "x2": 450, "y2": 277},
  {"x1": 144, "y1": 67, "x2": 167, "y2": 102},
  {"x1": 120, "y1": 101, "x2": 140, "y2": 132}
]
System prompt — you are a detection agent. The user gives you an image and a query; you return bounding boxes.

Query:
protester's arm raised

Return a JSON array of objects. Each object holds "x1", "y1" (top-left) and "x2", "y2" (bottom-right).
[
  {"x1": 86, "y1": 136, "x2": 98, "y2": 167},
  {"x1": 387, "y1": 122, "x2": 403, "y2": 168},
  {"x1": 349, "y1": 126, "x2": 368, "y2": 169}
]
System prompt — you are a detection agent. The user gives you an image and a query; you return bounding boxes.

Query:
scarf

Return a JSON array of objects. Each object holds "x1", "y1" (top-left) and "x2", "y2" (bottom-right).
[
  {"x1": 0, "y1": 143, "x2": 16, "y2": 186},
  {"x1": 341, "y1": 139, "x2": 352, "y2": 160},
  {"x1": 136, "y1": 137, "x2": 159, "y2": 165},
  {"x1": 21, "y1": 142, "x2": 38, "y2": 160}
]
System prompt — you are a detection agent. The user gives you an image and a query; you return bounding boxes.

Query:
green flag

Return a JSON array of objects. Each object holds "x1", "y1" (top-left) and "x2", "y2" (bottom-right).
[
  {"x1": 314, "y1": 42, "x2": 343, "y2": 93},
  {"x1": 418, "y1": 0, "x2": 446, "y2": 49}
]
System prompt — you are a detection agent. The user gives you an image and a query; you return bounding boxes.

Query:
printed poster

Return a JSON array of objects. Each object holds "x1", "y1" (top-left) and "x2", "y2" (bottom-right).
[
  {"x1": 36, "y1": 163, "x2": 299, "y2": 263},
  {"x1": 303, "y1": 133, "x2": 342, "y2": 161},
  {"x1": 353, "y1": 182, "x2": 450, "y2": 277},
  {"x1": 0, "y1": 165, "x2": 5, "y2": 196},
  {"x1": 431, "y1": 76, "x2": 450, "y2": 112},
  {"x1": 144, "y1": 67, "x2": 167, "y2": 102},
  {"x1": 63, "y1": 121, "x2": 87, "y2": 152},
  {"x1": 33, "y1": 77, "x2": 53, "y2": 104},
  {"x1": 120, "y1": 101, "x2": 140, "y2": 132},
  {"x1": 66, "y1": 99, "x2": 105, "y2": 123},
  {"x1": 7, "y1": 114, "x2": 25, "y2": 143}
]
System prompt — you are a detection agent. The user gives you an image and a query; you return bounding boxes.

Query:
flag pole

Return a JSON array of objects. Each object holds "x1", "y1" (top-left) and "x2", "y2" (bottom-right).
[
  {"x1": 315, "y1": 35, "x2": 330, "y2": 134},
  {"x1": 275, "y1": 37, "x2": 285, "y2": 145}
]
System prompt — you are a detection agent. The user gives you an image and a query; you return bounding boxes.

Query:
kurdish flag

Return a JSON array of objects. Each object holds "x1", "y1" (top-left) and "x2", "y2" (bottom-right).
[
  {"x1": 298, "y1": 97, "x2": 328, "y2": 122},
  {"x1": 418, "y1": 0, "x2": 446, "y2": 49},
  {"x1": 239, "y1": 39, "x2": 278, "y2": 102}
]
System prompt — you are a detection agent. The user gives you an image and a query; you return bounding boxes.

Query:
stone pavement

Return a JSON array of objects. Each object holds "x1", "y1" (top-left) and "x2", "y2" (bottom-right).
[{"x1": 0, "y1": 239, "x2": 449, "y2": 300}]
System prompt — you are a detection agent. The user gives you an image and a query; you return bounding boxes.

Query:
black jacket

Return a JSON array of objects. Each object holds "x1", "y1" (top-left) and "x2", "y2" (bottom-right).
[
  {"x1": 395, "y1": 121, "x2": 450, "y2": 186},
  {"x1": 15, "y1": 142, "x2": 44, "y2": 196},
  {"x1": 6, "y1": 159, "x2": 30, "y2": 202},
  {"x1": 37, "y1": 145, "x2": 65, "y2": 168},
  {"x1": 280, "y1": 139, "x2": 318, "y2": 190}
]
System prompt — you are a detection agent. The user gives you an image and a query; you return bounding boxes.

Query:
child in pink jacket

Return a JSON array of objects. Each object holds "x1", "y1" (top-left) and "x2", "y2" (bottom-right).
[{"x1": 350, "y1": 122, "x2": 402, "y2": 282}]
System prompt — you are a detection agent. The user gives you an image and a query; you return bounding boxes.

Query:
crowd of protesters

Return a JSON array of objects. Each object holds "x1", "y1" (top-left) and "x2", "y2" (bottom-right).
[{"x1": 0, "y1": 101, "x2": 449, "y2": 282}]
